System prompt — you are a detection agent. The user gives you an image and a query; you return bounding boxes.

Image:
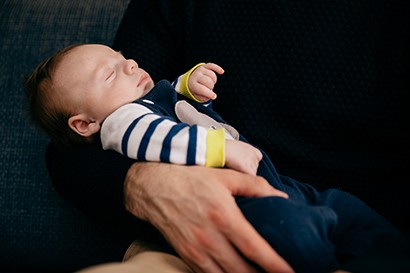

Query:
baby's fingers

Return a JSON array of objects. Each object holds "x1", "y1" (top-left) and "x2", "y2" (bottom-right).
[
  {"x1": 202, "y1": 63, "x2": 225, "y2": 75},
  {"x1": 193, "y1": 84, "x2": 217, "y2": 101}
]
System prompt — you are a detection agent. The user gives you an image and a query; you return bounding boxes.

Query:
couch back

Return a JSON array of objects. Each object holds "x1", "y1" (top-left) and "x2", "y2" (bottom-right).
[{"x1": 0, "y1": 1, "x2": 130, "y2": 271}]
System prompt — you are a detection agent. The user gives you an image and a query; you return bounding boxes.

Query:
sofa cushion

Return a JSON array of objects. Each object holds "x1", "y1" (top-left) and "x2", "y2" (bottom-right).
[{"x1": 0, "y1": 0, "x2": 131, "y2": 271}]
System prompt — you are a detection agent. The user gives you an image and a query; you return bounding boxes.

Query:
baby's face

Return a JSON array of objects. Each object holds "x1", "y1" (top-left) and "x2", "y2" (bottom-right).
[{"x1": 54, "y1": 44, "x2": 154, "y2": 123}]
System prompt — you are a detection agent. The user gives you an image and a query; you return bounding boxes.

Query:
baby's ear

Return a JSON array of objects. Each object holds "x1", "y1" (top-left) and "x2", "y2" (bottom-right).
[{"x1": 68, "y1": 114, "x2": 101, "y2": 137}]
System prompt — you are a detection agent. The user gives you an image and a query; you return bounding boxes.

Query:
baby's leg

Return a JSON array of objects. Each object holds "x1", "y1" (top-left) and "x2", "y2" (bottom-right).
[
  {"x1": 237, "y1": 196, "x2": 339, "y2": 273},
  {"x1": 314, "y1": 188, "x2": 401, "y2": 262},
  {"x1": 279, "y1": 175, "x2": 401, "y2": 262}
]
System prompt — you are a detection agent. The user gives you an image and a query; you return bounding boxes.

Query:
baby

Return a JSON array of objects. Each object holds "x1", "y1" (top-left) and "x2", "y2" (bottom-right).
[
  {"x1": 25, "y1": 43, "x2": 400, "y2": 273},
  {"x1": 26, "y1": 43, "x2": 263, "y2": 176}
]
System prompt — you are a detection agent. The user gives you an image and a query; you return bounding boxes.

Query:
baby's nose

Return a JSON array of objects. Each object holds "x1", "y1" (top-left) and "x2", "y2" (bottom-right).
[{"x1": 125, "y1": 59, "x2": 138, "y2": 74}]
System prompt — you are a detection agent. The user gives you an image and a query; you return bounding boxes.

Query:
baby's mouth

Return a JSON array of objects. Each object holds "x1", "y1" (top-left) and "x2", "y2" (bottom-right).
[{"x1": 137, "y1": 73, "x2": 149, "y2": 87}]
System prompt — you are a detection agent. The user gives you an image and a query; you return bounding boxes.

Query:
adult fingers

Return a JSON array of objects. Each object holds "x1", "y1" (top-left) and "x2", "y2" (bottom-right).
[
  {"x1": 219, "y1": 168, "x2": 289, "y2": 199},
  {"x1": 178, "y1": 230, "x2": 258, "y2": 273},
  {"x1": 170, "y1": 199, "x2": 261, "y2": 273},
  {"x1": 227, "y1": 206, "x2": 294, "y2": 273},
  {"x1": 184, "y1": 187, "x2": 293, "y2": 273}
]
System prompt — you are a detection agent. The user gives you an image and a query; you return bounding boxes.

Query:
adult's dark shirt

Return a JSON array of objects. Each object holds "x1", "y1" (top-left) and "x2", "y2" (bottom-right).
[{"x1": 47, "y1": 0, "x2": 410, "y2": 240}]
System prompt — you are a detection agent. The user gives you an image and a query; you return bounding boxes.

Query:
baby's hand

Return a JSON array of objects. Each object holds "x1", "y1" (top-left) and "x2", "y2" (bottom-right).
[
  {"x1": 225, "y1": 140, "x2": 263, "y2": 176},
  {"x1": 225, "y1": 140, "x2": 289, "y2": 199},
  {"x1": 188, "y1": 63, "x2": 224, "y2": 102}
]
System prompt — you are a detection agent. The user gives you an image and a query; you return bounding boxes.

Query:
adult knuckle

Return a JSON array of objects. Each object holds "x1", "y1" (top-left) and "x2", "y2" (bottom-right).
[
  {"x1": 179, "y1": 242, "x2": 206, "y2": 263},
  {"x1": 254, "y1": 175, "x2": 266, "y2": 185},
  {"x1": 240, "y1": 239, "x2": 260, "y2": 259},
  {"x1": 207, "y1": 207, "x2": 231, "y2": 230},
  {"x1": 191, "y1": 225, "x2": 217, "y2": 251}
]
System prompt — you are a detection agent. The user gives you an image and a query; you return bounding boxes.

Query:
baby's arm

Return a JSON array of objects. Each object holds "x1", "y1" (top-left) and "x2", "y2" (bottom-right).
[
  {"x1": 101, "y1": 102, "x2": 262, "y2": 176},
  {"x1": 175, "y1": 63, "x2": 264, "y2": 175},
  {"x1": 101, "y1": 103, "x2": 226, "y2": 168}
]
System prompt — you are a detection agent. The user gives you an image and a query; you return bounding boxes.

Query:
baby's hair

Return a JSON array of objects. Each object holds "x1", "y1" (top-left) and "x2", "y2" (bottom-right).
[{"x1": 25, "y1": 43, "x2": 93, "y2": 146}]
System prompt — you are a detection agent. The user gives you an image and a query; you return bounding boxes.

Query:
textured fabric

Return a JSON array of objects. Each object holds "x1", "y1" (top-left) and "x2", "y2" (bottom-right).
[
  {"x1": 0, "y1": 0, "x2": 131, "y2": 271},
  {"x1": 114, "y1": 0, "x2": 410, "y2": 232}
]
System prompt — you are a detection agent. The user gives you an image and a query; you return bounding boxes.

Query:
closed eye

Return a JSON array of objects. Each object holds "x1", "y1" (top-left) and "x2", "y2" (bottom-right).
[{"x1": 105, "y1": 70, "x2": 115, "y2": 81}]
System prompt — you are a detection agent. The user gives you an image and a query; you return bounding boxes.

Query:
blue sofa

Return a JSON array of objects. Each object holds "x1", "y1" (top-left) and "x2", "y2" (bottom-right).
[
  {"x1": 0, "y1": 1, "x2": 131, "y2": 271},
  {"x1": 1, "y1": 0, "x2": 409, "y2": 272}
]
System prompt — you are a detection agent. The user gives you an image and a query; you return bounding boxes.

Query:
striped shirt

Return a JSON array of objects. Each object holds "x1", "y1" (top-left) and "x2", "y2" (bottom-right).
[{"x1": 100, "y1": 66, "x2": 226, "y2": 167}]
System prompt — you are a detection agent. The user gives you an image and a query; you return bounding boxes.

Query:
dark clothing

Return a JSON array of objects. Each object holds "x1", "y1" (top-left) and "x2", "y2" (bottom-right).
[
  {"x1": 48, "y1": 80, "x2": 400, "y2": 273},
  {"x1": 114, "y1": 0, "x2": 410, "y2": 232}
]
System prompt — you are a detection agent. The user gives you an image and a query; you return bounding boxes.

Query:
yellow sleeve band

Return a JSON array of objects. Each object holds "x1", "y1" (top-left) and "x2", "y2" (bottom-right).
[
  {"x1": 205, "y1": 128, "x2": 225, "y2": 167},
  {"x1": 180, "y1": 63, "x2": 205, "y2": 102}
]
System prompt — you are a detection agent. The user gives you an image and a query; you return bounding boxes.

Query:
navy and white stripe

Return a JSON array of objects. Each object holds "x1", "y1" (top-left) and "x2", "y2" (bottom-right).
[{"x1": 101, "y1": 102, "x2": 207, "y2": 165}]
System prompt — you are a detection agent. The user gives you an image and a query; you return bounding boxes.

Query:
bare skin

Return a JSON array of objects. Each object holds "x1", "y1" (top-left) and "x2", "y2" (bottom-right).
[{"x1": 124, "y1": 162, "x2": 294, "y2": 273}]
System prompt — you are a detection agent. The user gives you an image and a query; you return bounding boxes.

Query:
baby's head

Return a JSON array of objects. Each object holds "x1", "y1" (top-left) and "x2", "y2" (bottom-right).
[{"x1": 25, "y1": 44, "x2": 154, "y2": 146}]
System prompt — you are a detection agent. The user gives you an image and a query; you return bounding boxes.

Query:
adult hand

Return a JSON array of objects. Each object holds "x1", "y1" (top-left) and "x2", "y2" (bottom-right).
[{"x1": 124, "y1": 162, "x2": 294, "y2": 273}]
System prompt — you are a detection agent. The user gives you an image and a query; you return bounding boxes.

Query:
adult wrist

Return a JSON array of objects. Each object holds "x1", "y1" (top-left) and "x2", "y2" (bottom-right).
[{"x1": 124, "y1": 162, "x2": 156, "y2": 220}]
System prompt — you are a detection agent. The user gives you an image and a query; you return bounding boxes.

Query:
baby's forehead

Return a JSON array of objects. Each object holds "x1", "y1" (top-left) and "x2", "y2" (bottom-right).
[
  {"x1": 54, "y1": 44, "x2": 117, "y2": 86},
  {"x1": 72, "y1": 44, "x2": 114, "y2": 56},
  {"x1": 53, "y1": 52, "x2": 92, "y2": 89},
  {"x1": 60, "y1": 44, "x2": 111, "y2": 64},
  {"x1": 59, "y1": 45, "x2": 107, "y2": 69}
]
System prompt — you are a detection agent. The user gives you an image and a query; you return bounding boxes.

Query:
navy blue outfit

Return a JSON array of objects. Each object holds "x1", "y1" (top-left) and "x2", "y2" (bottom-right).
[{"x1": 133, "y1": 80, "x2": 400, "y2": 273}]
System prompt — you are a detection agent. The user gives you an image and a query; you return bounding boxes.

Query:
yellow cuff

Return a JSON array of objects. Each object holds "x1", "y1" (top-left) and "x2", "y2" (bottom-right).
[
  {"x1": 180, "y1": 63, "x2": 205, "y2": 102},
  {"x1": 205, "y1": 128, "x2": 225, "y2": 167}
]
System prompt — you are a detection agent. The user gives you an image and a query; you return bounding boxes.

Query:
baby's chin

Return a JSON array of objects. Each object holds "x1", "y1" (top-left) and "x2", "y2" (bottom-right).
[{"x1": 142, "y1": 80, "x2": 155, "y2": 96}]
